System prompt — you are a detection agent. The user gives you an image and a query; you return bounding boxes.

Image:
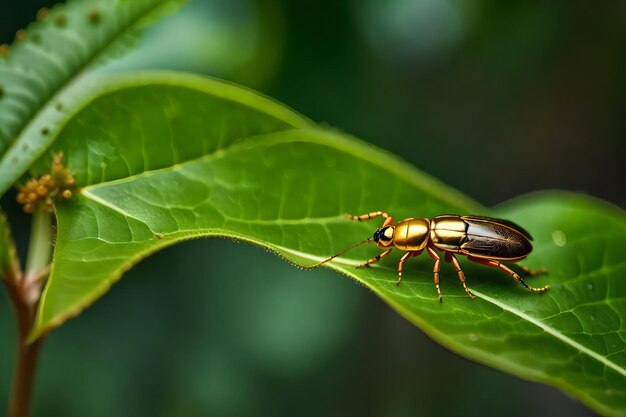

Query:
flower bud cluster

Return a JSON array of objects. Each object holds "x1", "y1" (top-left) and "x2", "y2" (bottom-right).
[{"x1": 16, "y1": 153, "x2": 75, "y2": 213}]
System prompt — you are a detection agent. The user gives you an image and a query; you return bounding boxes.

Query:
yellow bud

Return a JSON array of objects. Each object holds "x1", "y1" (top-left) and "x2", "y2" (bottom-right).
[
  {"x1": 36, "y1": 7, "x2": 49, "y2": 21},
  {"x1": 55, "y1": 14, "x2": 67, "y2": 27},
  {"x1": 15, "y1": 29, "x2": 27, "y2": 41},
  {"x1": 88, "y1": 9, "x2": 101, "y2": 23}
]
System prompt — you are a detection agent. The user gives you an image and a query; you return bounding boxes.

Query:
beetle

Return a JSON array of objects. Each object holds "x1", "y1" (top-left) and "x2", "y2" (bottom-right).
[{"x1": 312, "y1": 211, "x2": 549, "y2": 302}]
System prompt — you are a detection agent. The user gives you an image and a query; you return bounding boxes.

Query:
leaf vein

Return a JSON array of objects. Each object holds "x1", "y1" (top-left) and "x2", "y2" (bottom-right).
[{"x1": 472, "y1": 290, "x2": 626, "y2": 378}]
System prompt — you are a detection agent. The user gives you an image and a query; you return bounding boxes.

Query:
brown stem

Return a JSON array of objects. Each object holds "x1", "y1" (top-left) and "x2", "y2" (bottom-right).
[
  {"x1": 3, "y1": 207, "x2": 51, "y2": 417},
  {"x1": 4, "y1": 277, "x2": 44, "y2": 417}
]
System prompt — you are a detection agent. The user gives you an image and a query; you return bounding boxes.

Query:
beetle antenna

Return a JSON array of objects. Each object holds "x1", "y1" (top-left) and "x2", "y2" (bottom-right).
[{"x1": 309, "y1": 238, "x2": 373, "y2": 268}]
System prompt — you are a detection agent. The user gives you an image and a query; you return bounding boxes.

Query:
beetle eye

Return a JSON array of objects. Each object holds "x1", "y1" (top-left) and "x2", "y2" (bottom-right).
[{"x1": 374, "y1": 227, "x2": 394, "y2": 243}]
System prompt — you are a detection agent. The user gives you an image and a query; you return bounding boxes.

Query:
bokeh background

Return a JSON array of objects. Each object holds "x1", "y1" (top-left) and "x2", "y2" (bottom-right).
[{"x1": 2, "y1": 0, "x2": 625, "y2": 416}]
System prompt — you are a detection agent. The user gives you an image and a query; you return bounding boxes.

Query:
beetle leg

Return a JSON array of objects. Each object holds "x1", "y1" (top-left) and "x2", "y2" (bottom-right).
[
  {"x1": 445, "y1": 252, "x2": 475, "y2": 299},
  {"x1": 467, "y1": 256, "x2": 550, "y2": 293},
  {"x1": 357, "y1": 248, "x2": 392, "y2": 268},
  {"x1": 346, "y1": 211, "x2": 390, "y2": 222},
  {"x1": 426, "y1": 247, "x2": 443, "y2": 302},
  {"x1": 396, "y1": 251, "x2": 413, "y2": 286},
  {"x1": 518, "y1": 264, "x2": 548, "y2": 276}
]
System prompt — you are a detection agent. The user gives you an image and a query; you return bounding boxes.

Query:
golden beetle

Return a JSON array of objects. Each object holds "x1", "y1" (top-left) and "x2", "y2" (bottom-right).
[{"x1": 313, "y1": 211, "x2": 550, "y2": 302}]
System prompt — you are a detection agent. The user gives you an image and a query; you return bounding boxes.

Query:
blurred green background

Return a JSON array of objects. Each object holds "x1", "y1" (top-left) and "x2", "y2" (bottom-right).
[{"x1": 2, "y1": 0, "x2": 625, "y2": 416}]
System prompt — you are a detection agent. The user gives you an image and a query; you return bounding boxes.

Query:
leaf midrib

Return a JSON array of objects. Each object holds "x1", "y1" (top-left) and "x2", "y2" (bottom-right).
[
  {"x1": 474, "y1": 290, "x2": 626, "y2": 377},
  {"x1": 85, "y1": 188, "x2": 350, "y2": 227},
  {"x1": 82, "y1": 128, "x2": 484, "y2": 213}
]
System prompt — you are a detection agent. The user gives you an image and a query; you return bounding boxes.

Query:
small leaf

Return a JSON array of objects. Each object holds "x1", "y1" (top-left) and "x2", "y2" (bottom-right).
[
  {"x1": 0, "y1": 0, "x2": 186, "y2": 198},
  {"x1": 31, "y1": 74, "x2": 625, "y2": 416},
  {"x1": 0, "y1": 209, "x2": 20, "y2": 280}
]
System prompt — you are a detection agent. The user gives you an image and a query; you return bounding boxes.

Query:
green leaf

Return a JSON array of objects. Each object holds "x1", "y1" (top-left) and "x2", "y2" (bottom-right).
[
  {"x1": 0, "y1": 0, "x2": 185, "y2": 198},
  {"x1": 31, "y1": 74, "x2": 624, "y2": 416}
]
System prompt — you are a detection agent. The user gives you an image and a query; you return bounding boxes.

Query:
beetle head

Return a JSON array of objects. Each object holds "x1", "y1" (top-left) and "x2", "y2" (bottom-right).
[{"x1": 373, "y1": 226, "x2": 395, "y2": 247}]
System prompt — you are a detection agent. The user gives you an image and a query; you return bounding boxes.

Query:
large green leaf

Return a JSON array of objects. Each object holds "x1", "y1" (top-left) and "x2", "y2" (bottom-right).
[
  {"x1": 0, "y1": 0, "x2": 185, "y2": 198},
  {"x1": 30, "y1": 73, "x2": 625, "y2": 415}
]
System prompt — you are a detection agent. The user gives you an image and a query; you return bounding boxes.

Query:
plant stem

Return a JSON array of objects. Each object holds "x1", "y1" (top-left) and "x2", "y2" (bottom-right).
[
  {"x1": 5, "y1": 207, "x2": 52, "y2": 417},
  {"x1": 4, "y1": 280, "x2": 44, "y2": 417}
]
